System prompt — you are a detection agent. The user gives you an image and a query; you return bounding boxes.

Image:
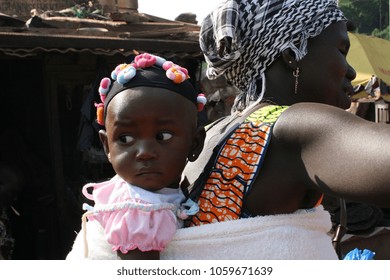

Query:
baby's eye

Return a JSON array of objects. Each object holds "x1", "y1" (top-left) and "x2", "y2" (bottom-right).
[
  {"x1": 119, "y1": 135, "x2": 135, "y2": 144},
  {"x1": 156, "y1": 132, "x2": 173, "y2": 141}
]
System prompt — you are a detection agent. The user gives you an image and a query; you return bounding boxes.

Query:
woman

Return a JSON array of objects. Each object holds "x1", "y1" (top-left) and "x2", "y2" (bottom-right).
[
  {"x1": 162, "y1": 0, "x2": 390, "y2": 259},
  {"x1": 67, "y1": 0, "x2": 390, "y2": 260}
]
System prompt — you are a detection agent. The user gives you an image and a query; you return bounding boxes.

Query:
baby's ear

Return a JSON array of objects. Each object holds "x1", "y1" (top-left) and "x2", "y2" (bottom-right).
[
  {"x1": 188, "y1": 126, "x2": 206, "y2": 162},
  {"x1": 98, "y1": 129, "x2": 111, "y2": 162}
]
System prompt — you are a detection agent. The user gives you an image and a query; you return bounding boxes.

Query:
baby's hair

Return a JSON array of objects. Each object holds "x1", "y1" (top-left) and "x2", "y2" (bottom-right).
[{"x1": 95, "y1": 53, "x2": 207, "y2": 126}]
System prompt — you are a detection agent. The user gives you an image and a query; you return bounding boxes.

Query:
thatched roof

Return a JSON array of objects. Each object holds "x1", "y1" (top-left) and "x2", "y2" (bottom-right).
[{"x1": 0, "y1": 8, "x2": 202, "y2": 59}]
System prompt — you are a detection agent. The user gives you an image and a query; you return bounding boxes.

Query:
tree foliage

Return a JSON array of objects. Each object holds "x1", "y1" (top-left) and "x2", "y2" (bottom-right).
[{"x1": 339, "y1": 0, "x2": 389, "y2": 40}]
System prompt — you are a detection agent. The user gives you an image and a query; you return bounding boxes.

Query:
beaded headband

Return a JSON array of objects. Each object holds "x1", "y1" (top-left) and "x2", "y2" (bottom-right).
[{"x1": 95, "y1": 53, "x2": 207, "y2": 126}]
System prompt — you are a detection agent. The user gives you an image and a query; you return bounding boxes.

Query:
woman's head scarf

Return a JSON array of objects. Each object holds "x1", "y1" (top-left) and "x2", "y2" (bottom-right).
[{"x1": 200, "y1": 0, "x2": 346, "y2": 112}]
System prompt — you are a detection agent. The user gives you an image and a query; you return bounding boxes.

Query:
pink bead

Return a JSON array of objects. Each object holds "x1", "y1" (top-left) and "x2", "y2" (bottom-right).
[
  {"x1": 162, "y1": 61, "x2": 174, "y2": 71},
  {"x1": 178, "y1": 66, "x2": 188, "y2": 76},
  {"x1": 99, "y1": 77, "x2": 111, "y2": 98},
  {"x1": 165, "y1": 68, "x2": 176, "y2": 80},
  {"x1": 197, "y1": 93, "x2": 207, "y2": 105},
  {"x1": 100, "y1": 77, "x2": 111, "y2": 90},
  {"x1": 197, "y1": 93, "x2": 207, "y2": 112},
  {"x1": 134, "y1": 53, "x2": 156, "y2": 68},
  {"x1": 166, "y1": 67, "x2": 186, "y2": 84}
]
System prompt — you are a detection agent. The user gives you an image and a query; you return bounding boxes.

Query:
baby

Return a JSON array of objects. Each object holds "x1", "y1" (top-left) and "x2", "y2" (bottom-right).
[{"x1": 80, "y1": 53, "x2": 206, "y2": 260}]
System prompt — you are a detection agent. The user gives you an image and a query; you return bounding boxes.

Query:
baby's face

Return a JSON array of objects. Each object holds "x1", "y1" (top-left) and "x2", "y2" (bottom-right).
[{"x1": 101, "y1": 87, "x2": 198, "y2": 191}]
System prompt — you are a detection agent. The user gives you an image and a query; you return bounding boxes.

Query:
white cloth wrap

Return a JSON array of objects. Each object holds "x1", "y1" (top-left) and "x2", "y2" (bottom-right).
[{"x1": 66, "y1": 205, "x2": 337, "y2": 260}]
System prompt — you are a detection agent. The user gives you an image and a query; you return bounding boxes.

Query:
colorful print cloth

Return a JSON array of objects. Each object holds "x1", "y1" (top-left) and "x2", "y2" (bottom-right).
[{"x1": 189, "y1": 105, "x2": 288, "y2": 226}]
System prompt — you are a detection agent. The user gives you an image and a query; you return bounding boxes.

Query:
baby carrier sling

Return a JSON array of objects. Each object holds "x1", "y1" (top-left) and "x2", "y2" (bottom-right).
[{"x1": 185, "y1": 104, "x2": 288, "y2": 226}]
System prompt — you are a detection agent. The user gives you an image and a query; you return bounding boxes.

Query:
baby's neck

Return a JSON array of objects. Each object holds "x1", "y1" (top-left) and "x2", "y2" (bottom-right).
[{"x1": 164, "y1": 182, "x2": 180, "y2": 189}]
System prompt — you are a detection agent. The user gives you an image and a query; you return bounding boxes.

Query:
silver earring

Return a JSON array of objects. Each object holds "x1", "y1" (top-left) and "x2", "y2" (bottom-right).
[
  {"x1": 293, "y1": 67, "x2": 300, "y2": 94},
  {"x1": 188, "y1": 153, "x2": 197, "y2": 161}
]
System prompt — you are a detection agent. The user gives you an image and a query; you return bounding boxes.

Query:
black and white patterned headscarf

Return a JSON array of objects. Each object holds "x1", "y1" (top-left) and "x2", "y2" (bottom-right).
[{"x1": 200, "y1": 0, "x2": 346, "y2": 112}]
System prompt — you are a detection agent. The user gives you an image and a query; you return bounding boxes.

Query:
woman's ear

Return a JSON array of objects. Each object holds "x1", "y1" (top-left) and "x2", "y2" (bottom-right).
[
  {"x1": 98, "y1": 129, "x2": 111, "y2": 162},
  {"x1": 188, "y1": 126, "x2": 206, "y2": 162},
  {"x1": 281, "y1": 48, "x2": 298, "y2": 70}
]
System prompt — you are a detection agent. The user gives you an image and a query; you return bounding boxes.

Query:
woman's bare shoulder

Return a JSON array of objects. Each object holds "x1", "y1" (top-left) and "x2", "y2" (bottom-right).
[{"x1": 273, "y1": 102, "x2": 366, "y2": 144}]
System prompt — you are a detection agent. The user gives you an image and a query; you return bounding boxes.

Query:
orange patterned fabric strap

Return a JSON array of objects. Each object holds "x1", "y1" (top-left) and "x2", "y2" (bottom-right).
[{"x1": 189, "y1": 105, "x2": 288, "y2": 226}]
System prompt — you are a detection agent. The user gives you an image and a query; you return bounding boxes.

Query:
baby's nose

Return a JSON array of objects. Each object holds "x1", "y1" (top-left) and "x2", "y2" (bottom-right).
[{"x1": 135, "y1": 140, "x2": 157, "y2": 161}]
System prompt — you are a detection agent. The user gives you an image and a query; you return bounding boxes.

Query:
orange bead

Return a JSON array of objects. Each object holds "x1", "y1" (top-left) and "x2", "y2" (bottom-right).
[{"x1": 96, "y1": 105, "x2": 104, "y2": 125}]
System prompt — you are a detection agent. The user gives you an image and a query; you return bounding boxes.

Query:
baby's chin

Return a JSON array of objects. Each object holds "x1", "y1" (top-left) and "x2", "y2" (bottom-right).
[{"x1": 129, "y1": 176, "x2": 172, "y2": 191}]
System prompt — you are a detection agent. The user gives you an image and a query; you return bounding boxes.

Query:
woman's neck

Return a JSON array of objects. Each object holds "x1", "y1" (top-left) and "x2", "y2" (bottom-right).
[{"x1": 262, "y1": 59, "x2": 296, "y2": 106}]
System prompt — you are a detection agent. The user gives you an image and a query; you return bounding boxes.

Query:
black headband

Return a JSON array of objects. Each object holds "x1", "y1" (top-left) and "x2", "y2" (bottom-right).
[
  {"x1": 104, "y1": 65, "x2": 198, "y2": 116},
  {"x1": 94, "y1": 53, "x2": 206, "y2": 126}
]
